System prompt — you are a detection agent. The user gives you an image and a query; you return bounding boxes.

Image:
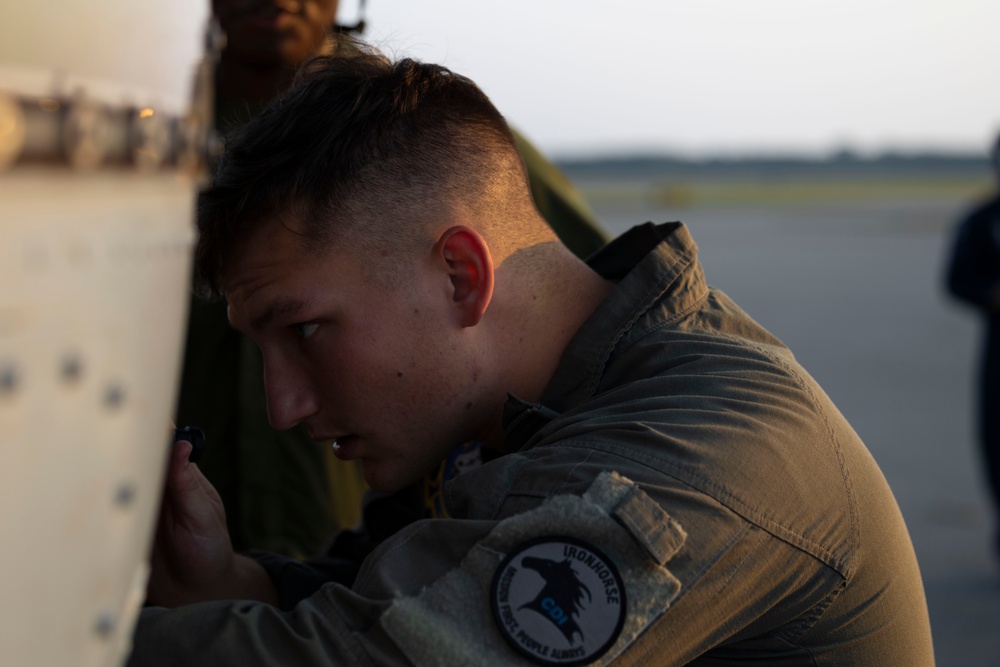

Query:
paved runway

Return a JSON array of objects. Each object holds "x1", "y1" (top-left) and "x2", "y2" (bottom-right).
[{"x1": 589, "y1": 191, "x2": 1000, "y2": 665}]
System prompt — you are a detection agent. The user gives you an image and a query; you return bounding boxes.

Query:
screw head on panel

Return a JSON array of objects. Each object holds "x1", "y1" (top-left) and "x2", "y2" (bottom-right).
[
  {"x1": 0, "y1": 363, "x2": 19, "y2": 395},
  {"x1": 103, "y1": 383, "x2": 126, "y2": 409},
  {"x1": 94, "y1": 611, "x2": 117, "y2": 639},
  {"x1": 60, "y1": 354, "x2": 83, "y2": 383},
  {"x1": 114, "y1": 482, "x2": 136, "y2": 508}
]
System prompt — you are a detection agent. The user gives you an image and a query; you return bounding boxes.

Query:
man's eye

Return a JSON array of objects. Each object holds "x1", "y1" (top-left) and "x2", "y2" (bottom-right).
[{"x1": 292, "y1": 322, "x2": 319, "y2": 340}]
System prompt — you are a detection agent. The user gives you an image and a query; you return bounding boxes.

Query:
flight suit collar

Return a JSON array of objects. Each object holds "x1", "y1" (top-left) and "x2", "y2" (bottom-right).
[{"x1": 502, "y1": 221, "x2": 708, "y2": 451}]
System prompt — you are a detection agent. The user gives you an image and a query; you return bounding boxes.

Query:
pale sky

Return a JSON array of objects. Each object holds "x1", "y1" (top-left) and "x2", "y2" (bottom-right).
[{"x1": 346, "y1": 0, "x2": 1000, "y2": 159}]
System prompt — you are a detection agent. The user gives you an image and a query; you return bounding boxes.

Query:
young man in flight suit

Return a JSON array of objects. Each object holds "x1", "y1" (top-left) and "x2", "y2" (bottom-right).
[{"x1": 130, "y1": 47, "x2": 934, "y2": 665}]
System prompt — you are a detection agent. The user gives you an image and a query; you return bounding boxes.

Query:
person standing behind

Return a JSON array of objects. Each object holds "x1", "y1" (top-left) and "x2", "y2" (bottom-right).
[
  {"x1": 946, "y1": 133, "x2": 1000, "y2": 560},
  {"x1": 177, "y1": 0, "x2": 609, "y2": 558}
]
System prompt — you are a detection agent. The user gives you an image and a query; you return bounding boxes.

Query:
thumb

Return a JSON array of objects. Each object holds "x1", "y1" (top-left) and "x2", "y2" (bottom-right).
[{"x1": 165, "y1": 440, "x2": 203, "y2": 505}]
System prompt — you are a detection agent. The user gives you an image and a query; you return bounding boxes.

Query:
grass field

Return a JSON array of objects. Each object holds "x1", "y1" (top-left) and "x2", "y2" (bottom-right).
[{"x1": 575, "y1": 175, "x2": 992, "y2": 209}]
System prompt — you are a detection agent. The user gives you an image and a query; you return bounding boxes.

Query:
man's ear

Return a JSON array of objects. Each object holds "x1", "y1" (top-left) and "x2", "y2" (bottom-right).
[{"x1": 434, "y1": 226, "x2": 494, "y2": 328}]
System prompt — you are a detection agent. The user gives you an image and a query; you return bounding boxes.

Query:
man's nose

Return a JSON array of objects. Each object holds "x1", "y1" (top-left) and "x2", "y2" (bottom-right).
[{"x1": 263, "y1": 359, "x2": 319, "y2": 431}]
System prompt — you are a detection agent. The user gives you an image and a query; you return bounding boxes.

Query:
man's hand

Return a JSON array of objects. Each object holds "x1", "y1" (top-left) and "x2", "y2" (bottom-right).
[{"x1": 147, "y1": 439, "x2": 278, "y2": 607}]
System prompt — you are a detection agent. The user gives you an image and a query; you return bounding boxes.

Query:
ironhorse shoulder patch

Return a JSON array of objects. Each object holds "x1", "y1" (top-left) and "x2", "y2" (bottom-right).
[{"x1": 490, "y1": 536, "x2": 627, "y2": 666}]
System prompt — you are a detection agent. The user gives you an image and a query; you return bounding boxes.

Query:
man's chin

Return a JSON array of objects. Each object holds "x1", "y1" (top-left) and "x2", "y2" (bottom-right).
[
  {"x1": 227, "y1": 30, "x2": 314, "y2": 68},
  {"x1": 361, "y1": 463, "x2": 412, "y2": 495},
  {"x1": 361, "y1": 451, "x2": 455, "y2": 494}
]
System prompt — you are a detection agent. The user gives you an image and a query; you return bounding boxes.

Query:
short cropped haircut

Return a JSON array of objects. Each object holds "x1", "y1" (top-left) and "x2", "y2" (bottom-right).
[{"x1": 196, "y1": 42, "x2": 536, "y2": 294}]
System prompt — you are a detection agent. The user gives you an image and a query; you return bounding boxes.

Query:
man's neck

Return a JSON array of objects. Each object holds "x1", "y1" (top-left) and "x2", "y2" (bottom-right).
[
  {"x1": 215, "y1": 35, "x2": 338, "y2": 104},
  {"x1": 480, "y1": 244, "x2": 614, "y2": 449},
  {"x1": 216, "y1": 55, "x2": 298, "y2": 104}
]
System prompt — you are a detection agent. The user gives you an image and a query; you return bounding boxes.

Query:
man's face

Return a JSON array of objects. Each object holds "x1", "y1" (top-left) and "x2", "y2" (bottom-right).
[
  {"x1": 213, "y1": 0, "x2": 339, "y2": 67},
  {"x1": 224, "y1": 219, "x2": 482, "y2": 492}
]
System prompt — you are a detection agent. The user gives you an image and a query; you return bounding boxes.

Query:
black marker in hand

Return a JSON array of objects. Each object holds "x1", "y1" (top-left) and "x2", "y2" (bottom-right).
[{"x1": 173, "y1": 425, "x2": 207, "y2": 463}]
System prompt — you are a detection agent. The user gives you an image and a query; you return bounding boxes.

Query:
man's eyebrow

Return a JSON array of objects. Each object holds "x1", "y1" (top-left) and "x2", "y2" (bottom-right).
[{"x1": 250, "y1": 298, "x2": 312, "y2": 331}]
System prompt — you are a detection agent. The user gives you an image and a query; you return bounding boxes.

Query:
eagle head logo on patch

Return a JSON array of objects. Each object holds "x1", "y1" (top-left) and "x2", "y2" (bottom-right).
[
  {"x1": 519, "y1": 556, "x2": 591, "y2": 644},
  {"x1": 491, "y1": 537, "x2": 626, "y2": 666}
]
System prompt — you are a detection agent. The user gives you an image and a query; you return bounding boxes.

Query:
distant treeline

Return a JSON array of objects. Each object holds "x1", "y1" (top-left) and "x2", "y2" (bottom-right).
[{"x1": 557, "y1": 151, "x2": 992, "y2": 181}]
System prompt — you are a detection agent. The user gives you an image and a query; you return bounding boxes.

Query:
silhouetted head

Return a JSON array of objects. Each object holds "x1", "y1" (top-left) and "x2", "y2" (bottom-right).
[
  {"x1": 521, "y1": 556, "x2": 592, "y2": 612},
  {"x1": 213, "y1": 0, "x2": 340, "y2": 68},
  {"x1": 520, "y1": 556, "x2": 592, "y2": 644}
]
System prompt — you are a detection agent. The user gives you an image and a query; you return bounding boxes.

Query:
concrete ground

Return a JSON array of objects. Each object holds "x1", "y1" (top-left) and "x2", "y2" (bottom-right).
[{"x1": 589, "y1": 192, "x2": 1000, "y2": 666}]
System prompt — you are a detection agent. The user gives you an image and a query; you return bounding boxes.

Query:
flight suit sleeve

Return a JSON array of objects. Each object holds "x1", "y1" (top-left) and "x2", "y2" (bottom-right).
[
  {"x1": 129, "y1": 588, "x2": 392, "y2": 667},
  {"x1": 244, "y1": 549, "x2": 360, "y2": 610},
  {"x1": 127, "y1": 472, "x2": 689, "y2": 666}
]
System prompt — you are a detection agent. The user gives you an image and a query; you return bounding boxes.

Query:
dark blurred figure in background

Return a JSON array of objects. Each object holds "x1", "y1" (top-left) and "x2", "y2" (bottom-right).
[
  {"x1": 176, "y1": 0, "x2": 609, "y2": 558},
  {"x1": 212, "y1": 0, "x2": 340, "y2": 132},
  {"x1": 945, "y1": 132, "x2": 1000, "y2": 560}
]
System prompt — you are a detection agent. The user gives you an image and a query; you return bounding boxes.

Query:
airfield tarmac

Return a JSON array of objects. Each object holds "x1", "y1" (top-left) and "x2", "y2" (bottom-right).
[{"x1": 584, "y1": 188, "x2": 1000, "y2": 665}]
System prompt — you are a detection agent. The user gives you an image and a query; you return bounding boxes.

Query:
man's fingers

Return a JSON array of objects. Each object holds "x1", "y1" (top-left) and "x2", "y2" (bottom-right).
[
  {"x1": 173, "y1": 426, "x2": 207, "y2": 462},
  {"x1": 172, "y1": 439, "x2": 194, "y2": 465},
  {"x1": 166, "y1": 440, "x2": 202, "y2": 504},
  {"x1": 165, "y1": 439, "x2": 225, "y2": 523}
]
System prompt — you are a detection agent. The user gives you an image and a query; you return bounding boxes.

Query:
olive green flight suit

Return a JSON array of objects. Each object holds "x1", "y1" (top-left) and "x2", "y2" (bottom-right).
[{"x1": 135, "y1": 223, "x2": 933, "y2": 665}]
